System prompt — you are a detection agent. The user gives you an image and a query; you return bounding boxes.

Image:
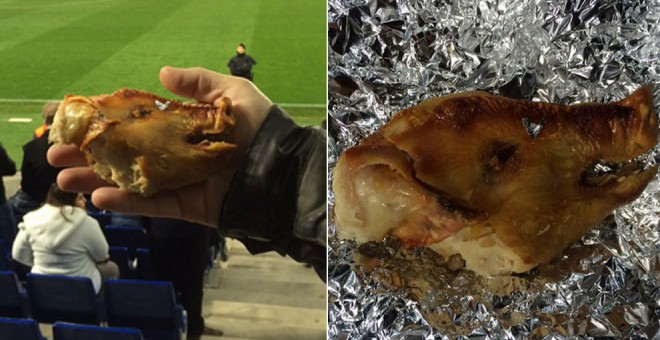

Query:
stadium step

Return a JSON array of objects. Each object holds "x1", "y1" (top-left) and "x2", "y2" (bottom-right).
[{"x1": 202, "y1": 239, "x2": 326, "y2": 339}]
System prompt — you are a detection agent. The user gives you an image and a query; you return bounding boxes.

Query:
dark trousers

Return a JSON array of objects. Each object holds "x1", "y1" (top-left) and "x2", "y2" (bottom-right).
[
  {"x1": 0, "y1": 202, "x2": 15, "y2": 247},
  {"x1": 6, "y1": 190, "x2": 42, "y2": 232},
  {"x1": 147, "y1": 218, "x2": 213, "y2": 338}
]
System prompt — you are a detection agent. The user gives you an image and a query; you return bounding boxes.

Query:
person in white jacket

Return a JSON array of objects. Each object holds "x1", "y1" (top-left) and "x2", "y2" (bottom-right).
[{"x1": 12, "y1": 183, "x2": 118, "y2": 293}]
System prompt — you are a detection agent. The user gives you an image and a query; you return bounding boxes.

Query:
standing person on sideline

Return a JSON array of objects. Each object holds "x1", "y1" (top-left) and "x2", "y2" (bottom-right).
[
  {"x1": 12, "y1": 184, "x2": 119, "y2": 294},
  {"x1": 227, "y1": 43, "x2": 257, "y2": 81},
  {"x1": 0, "y1": 143, "x2": 16, "y2": 246},
  {"x1": 144, "y1": 217, "x2": 224, "y2": 340}
]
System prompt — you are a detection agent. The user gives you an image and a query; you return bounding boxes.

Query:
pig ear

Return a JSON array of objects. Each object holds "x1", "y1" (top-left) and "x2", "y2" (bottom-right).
[{"x1": 159, "y1": 66, "x2": 227, "y2": 104}]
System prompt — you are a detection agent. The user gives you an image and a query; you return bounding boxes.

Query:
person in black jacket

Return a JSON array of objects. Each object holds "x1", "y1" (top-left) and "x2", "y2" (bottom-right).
[
  {"x1": 0, "y1": 143, "x2": 16, "y2": 246},
  {"x1": 7, "y1": 103, "x2": 61, "y2": 231},
  {"x1": 48, "y1": 66, "x2": 326, "y2": 280},
  {"x1": 227, "y1": 43, "x2": 257, "y2": 81},
  {"x1": 143, "y1": 217, "x2": 222, "y2": 340}
]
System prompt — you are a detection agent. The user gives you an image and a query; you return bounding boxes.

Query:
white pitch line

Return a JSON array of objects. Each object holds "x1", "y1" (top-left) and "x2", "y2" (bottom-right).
[
  {"x1": 0, "y1": 98, "x2": 57, "y2": 103},
  {"x1": 0, "y1": 0, "x2": 116, "y2": 9},
  {"x1": 8, "y1": 118, "x2": 33, "y2": 123},
  {"x1": 279, "y1": 103, "x2": 326, "y2": 108},
  {"x1": 0, "y1": 98, "x2": 326, "y2": 108}
]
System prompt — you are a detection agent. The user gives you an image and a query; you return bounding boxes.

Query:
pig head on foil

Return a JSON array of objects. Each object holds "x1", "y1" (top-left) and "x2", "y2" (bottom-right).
[{"x1": 333, "y1": 86, "x2": 658, "y2": 276}]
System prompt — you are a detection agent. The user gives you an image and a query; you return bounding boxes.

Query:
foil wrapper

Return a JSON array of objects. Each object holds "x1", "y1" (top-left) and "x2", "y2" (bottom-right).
[{"x1": 327, "y1": 0, "x2": 660, "y2": 338}]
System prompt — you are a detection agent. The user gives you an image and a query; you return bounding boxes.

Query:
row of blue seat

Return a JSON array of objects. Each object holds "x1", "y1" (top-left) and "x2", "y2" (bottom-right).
[
  {"x1": 110, "y1": 246, "x2": 155, "y2": 280},
  {"x1": 103, "y1": 225, "x2": 149, "y2": 259},
  {"x1": 0, "y1": 229, "x2": 153, "y2": 278},
  {"x1": 99, "y1": 225, "x2": 156, "y2": 280},
  {"x1": 0, "y1": 271, "x2": 185, "y2": 340},
  {"x1": 87, "y1": 211, "x2": 113, "y2": 227},
  {"x1": 0, "y1": 318, "x2": 144, "y2": 340},
  {"x1": 0, "y1": 243, "x2": 155, "y2": 281}
]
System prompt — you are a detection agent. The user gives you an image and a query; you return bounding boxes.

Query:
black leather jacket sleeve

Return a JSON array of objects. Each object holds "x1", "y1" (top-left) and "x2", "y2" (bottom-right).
[{"x1": 219, "y1": 105, "x2": 327, "y2": 281}]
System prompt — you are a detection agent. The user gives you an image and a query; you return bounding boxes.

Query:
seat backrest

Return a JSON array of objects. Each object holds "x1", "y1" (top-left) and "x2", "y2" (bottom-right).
[
  {"x1": 53, "y1": 322, "x2": 143, "y2": 340},
  {"x1": 0, "y1": 271, "x2": 26, "y2": 318},
  {"x1": 109, "y1": 246, "x2": 132, "y2": 279},
  {"x1": 104, "y1": 226, "x2": 148, "y2": 258},
  {"x1": 88, "y1": 211, "x2": 112, "y2": 228},
  {"x1": 27, "y1": 273, "x2": 100, "y2": 324},
  {"x1": 104, "y1": 279, "x2": 179, "y2": 332},
  {"x1": 135, "y1": 248, "x2": 156, "y2": 280},
  {"x1": 0, "y1": 317, "x2": 44, "y2": 340}
]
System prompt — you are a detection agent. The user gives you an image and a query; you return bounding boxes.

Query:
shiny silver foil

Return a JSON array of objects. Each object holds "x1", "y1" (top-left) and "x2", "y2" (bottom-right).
[{"x1": 327, "y1": 0, "x2": 660, "y2": 338}]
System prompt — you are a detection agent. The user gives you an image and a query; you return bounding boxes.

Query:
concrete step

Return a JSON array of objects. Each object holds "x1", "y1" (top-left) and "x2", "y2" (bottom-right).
[
  {"x1": 205, "y1": 300, "x2": 325, "y2": 339},
  {"x1": 218, "y1": 254, "x2": 320, "y2": 283},
  {"x1": 202, "y1": 240, "x2": 326, "y2": 339},
  {"x1": 204, "y1": 272, "x2": 325, "y2": 309}
]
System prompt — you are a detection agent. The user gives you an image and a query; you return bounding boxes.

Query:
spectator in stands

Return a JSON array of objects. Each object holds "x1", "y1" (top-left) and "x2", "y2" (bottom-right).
[
  {"x1": 7, "y1": 102, "x2": 61, "y2": 230},
  {"x1": 33, "y1": 102, "x2": 60, "y2": 139},
  {"x1": 0, "y1": 143, "x2": 16, "y2": 246},
  {"x1": 143, "y1": 217, "x2": 223, "y2": 340},
  {"x1": 12, "y1": 183, "x2": 119, "y2": 294},
  {"x1": 48, "y1": 66, "x2": 326, "y2": 280}
]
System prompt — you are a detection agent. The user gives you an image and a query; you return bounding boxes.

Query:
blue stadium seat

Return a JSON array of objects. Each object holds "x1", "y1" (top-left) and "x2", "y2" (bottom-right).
[
  {"x1": 0, "y1": 270, "x2": 29, "y2": 318},
  {"x1": 26, "y1": 273, "x2": 104, "y2": 324},
  {"x1": 104, "y1": 279, "x2": 185, "y2": 340},
  {"x1": 89, "y1": 211, "x2": 112, "y2": 228},
  {"x1": 0, "y1": 317, "x2": 46, "y2": 340},
  {"x1": 136, "y1": 248, "x2": 156, "y2": 280},
  {"x1": 104, "y1": 226, "x2": 148, "y2": 259},
  {"x1": 53, "y1": 322, "x2": 144, "y2": 340},
  {"x1": 109, "y1": 246, "x2": 133, "y2": 279},
  {"x1": 85, "y1": 199, "x2": 102, "y2": 213}
]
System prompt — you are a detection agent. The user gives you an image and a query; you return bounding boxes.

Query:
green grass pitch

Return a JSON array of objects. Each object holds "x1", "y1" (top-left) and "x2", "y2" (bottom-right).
[{"x1": 0, "y1": 0, "x2": 326, "y2": 168}]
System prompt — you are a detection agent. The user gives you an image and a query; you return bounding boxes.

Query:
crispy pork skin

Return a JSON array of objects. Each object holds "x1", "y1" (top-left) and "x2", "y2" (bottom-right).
[{"x1": 333, "y1": 86, "x2": 657, "y2": 276}]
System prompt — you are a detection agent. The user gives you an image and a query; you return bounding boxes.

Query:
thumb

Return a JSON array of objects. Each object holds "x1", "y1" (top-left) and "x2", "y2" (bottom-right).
[{"x1": 159, "y1": 66, "x2": 227, "y2": 104}]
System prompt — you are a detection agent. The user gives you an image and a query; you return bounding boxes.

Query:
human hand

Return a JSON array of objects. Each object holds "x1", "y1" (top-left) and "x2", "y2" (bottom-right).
[{"x1": 47, "y1": 66, "x2": 273, "y2": 227}]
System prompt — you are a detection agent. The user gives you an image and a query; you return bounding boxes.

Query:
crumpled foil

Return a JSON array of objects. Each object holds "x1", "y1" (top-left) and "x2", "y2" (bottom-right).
[{"x1": 327, "y1": 0, "x2": 660, "y2": 338}]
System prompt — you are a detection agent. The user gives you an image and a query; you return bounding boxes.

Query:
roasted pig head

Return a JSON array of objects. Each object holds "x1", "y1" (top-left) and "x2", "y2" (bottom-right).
[
  {"x1": 50, "y1": 88, "x2": 236, "y2": 196},
  {"x1": 333, "y1": 85, "x2": 657, "y2": 276}
]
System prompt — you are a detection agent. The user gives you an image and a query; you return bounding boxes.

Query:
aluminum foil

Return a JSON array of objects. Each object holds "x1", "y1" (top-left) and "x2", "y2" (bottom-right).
[{"x1": 327, "y1": 0, "x2": 660, "y2": 338}]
